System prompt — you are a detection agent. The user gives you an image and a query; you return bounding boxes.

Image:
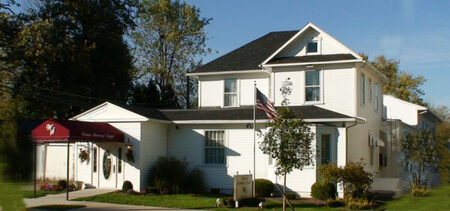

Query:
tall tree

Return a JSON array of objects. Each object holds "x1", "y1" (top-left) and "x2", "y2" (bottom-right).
[
  {"x1": 361, "y1": 54, "x2": 427, "y2": 105},
  {"x1": 131, "y1": 0, "x2": 211, "y2": 108},
  {"x1": 1, "y1": 0, "x2": 135, "y2": 118},
  {"x1": 259, "y1": 79, "x2": 314, "y2": 211}
]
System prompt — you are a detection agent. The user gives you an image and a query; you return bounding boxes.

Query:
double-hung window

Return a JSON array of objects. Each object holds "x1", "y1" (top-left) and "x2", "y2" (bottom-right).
[
  {"x1": 205, "y1": 131, "x2": 225, "y2": 164},
  {"x1": 305, "y1": 70, "x2": 321, "y2": 102},
  {"x1": 368, "y1": 78, "x2": 372, "y2": 101},
  {"x1": 374, "y1": 83, "x2": 379, "y2": 111},
  {"x1": 361, "y1": 74, "x2": 366, "y2": 105},
  {"x1": 224, "y1": 79, "x2": 237, "y2": 107}
]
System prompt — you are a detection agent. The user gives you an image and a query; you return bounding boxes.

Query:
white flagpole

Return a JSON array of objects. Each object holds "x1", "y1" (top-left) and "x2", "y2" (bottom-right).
[{"x1": 253, "y1": 81, "x2": 256, "y2": 198}]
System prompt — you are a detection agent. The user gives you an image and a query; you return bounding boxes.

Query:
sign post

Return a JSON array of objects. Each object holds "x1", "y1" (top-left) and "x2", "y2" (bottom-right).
[{"x1": 233, "y1": 174, "x2": 253, "y2": 207}]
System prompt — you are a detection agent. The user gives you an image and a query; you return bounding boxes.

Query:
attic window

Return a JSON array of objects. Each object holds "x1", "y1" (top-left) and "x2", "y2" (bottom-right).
[{"x1": 307, "y1": 42, "x2": 318, "y2": 53}]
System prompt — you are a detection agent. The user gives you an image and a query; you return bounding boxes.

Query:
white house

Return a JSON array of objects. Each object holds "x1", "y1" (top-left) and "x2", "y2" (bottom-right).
[{"x1": 32, "y1": 23, "x2": 438, "y2": 197}]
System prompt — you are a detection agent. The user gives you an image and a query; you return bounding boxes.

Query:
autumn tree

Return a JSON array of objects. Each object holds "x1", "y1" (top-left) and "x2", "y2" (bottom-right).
[
  {"x1": 360, "y1": 54, "x2": 427, "y2": 105},
  {"x1": 131, "y1": 0, "x2": 212, "y2": 108},
  {"x1": 259, "y1": 79, "x2": 314, "y2": 211}
]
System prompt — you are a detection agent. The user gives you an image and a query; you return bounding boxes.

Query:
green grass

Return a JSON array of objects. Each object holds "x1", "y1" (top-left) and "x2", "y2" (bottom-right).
[
  {"x1": 0, "y1": 163, "x2": 26, "y2": 210},
  {"x1": 75, "y1": 192, "x2": 330, "y2": 210},
  {"x1": 385, "y1": 184, "x2": 450, "y2": 210}
]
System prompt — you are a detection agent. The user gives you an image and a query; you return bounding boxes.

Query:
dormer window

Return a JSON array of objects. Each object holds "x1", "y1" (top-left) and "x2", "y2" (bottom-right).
[
  {"x1": 306, "y1": 37, "x2": 321, "y2": 54},
  {"x1": 307, "y1": 42, "x2": 318, "y2": 53}
]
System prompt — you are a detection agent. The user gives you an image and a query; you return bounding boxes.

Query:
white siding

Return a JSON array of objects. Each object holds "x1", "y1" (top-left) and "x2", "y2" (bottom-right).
[
  {"x1": 109, "y1": 122, "x2": 142, "y2": 191},
  {"x1": 273, "y1": 70, "x2": 303, "y2": 106},
  {"x1": 320, "y1": 67, "x2": 355, "y2": 115},
  {"x1": 384, "y1": 95, "x2": 425, "y2": 126},
  {"x1": 198, "y1": 74, "x2": 270, "y2": 108},
  {"x1": 200, "y1": 79, "x2": 223, "y2": 107},
  {"x1": 40, "y1": 143, "x2": 75, "y2": 181},
  {"x1": 139, "y1": 122, "x2": 168, "y2": 190}
]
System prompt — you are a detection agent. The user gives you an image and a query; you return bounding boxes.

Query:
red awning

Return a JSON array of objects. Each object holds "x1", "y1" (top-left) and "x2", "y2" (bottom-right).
[{"x1": 31, "y1": 119, "x2": 124, "y2": 143}]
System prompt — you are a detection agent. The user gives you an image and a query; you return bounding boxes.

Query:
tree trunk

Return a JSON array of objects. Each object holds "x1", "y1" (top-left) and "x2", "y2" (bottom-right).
[{"x1": 283, "y1": 173, "x2": 286, "y2": 211}]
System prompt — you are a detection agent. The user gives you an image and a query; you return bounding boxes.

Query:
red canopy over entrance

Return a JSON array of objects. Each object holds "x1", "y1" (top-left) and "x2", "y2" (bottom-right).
[{"x1": 32, "y1": 119, "x2": 124, "y2": 143}]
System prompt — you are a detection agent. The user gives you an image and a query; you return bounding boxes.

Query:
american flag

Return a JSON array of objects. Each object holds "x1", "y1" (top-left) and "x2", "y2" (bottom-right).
[{"x1": 256, "y1": 88, "x2": 278, "y2": 119}]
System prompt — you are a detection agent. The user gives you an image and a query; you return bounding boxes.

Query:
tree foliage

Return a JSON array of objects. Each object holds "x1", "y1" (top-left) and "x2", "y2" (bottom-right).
[
  {"x1": 0, "y1": 0, "x2": 135, "y2": 118},
  {"x1": 259, "y1": 79, "x2": 314, "y2": 210},
  {"x1": 319, "y1": 162, "x2": 373, "y2": 199},
  {"x1": 431, "y1": 105, "x2": 450, "y2": 183},
  {"x1": 361, "y1": 54, "x2": 427, "y2": 105},
  {"x1": 400, "y1": 129, "x2": 439, "y2": 189},
  {"x1": 131, "y1": 0, "x2": 211, "y2": 108}
]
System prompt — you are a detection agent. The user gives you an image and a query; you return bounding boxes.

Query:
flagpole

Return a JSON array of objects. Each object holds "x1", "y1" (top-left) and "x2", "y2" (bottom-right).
[{"x1": 253, "y1": 81, "x2": 256, "y2": 198}]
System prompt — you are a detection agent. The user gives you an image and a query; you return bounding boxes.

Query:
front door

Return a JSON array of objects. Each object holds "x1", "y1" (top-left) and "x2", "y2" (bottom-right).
[{"x1": 98, "y1": 144, "x2": 117, "y2": 188}]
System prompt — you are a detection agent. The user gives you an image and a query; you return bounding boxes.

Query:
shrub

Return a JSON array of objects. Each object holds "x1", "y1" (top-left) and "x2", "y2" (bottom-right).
[
  {"x1": 122, "y1": 180, "x2": 133, "y2": 193},
  {"x1": 149, "y1": 157, "x2": 204, "y2": 194},
  {"x1": 285, "y1": 192, "x2": 296, "y2": 200},
  {"x1": 240, "y1": 197, "x2": 264, "y2": 207},
  {"x1": 311, "y1": 180, "x2": 336, "y2": 200},
  {"x1": 345, "y1": 197, "x2": 373, "y2": 210},
  {"x1": 320, "y1": 161, "x2": 373, "y2": 199},
  {"x1": 58, "y1": 180, "x2": 67, "y2": 190},
  {"x1": 222, "y1": 197, "x2": 234, "y2": 206},
  {"x1": 146, "y1": 187, "x2": 158, "y2": 194},
  {"x1": 412, "y1": 186, "x2": 430, "y2": 197},
  {"x1": 255, "y1": 179, "x2": 274, "y2": 197},
  {"x1": 325, "y1": 198, "x2": 345, "y2": 207}
]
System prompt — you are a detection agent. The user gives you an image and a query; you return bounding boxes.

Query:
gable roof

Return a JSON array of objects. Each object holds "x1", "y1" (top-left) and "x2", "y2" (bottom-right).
[
  {"x1": 192, "y1": 31, "x2": 298, "y2": 73},
  {"x1": 191, "y1": 23, "x2": 363, "y2": 74},
  {"x1": 161, "y1": 105, "x2": 354, "y2": 122}
]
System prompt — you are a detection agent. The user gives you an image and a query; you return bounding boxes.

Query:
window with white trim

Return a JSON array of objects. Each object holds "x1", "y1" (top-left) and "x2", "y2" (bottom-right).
[
  {"x1": 361, "y1": 74, "x2": 366, "y2": 105},
  {"x1": 307, "y1": 42, "x2": 318, "y2": 53},
  {"x1": 306, "y1": 37, "x2": 321, "y2": 54},
  {"x1": 224, "y1": 79, "x2": 237, "y2": 107},
  {"x1": 305, "y1": 70, "x2": 321, "y2": 102},
  {"x1": 374, "y1": 83, "x2": 379, "y2": 111},
  {"x1": 205, "y1": 131, "x2": 225, "y2": 164},
  {"x1": 321, "y1": 134, "x2": 331, "y2": 165},
  {"x1": 368, "y1": 78, "x2": 372, "y2": 101}
]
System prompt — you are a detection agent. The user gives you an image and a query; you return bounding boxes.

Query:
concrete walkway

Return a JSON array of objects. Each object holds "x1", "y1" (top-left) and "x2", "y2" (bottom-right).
[{"x1": 24, "y1": 189, "x2": 198, "y2": 210}]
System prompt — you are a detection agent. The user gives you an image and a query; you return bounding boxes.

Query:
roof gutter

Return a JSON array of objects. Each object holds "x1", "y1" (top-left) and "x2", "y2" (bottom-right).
[
  {"x1": 261, "y1": 59, "x2": 363, "y2": 68},
  {"x1": 172, "y1": 117, "x2": 364, "y2": 124},
  {"x1": 187, "y1": 69, "x2": 271, "y2": 77}
]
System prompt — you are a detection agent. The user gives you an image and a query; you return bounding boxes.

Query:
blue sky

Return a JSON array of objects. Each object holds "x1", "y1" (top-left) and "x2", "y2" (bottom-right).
[{"x1": 185, "y1": 0, "x2": 450, "y2": 108}]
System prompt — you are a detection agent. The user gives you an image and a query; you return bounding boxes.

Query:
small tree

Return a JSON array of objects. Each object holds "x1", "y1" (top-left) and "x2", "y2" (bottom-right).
[
  {"x1": 400, "y1": 129, "x2": 439, "y2": 190},
  {"x1": 259, "y1": 79, "x2": 315, "y2": 211}
]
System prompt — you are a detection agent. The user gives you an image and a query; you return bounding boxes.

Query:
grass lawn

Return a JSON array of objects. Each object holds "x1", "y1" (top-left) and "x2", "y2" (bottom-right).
[
  {"x1": 385, "y1": 184, "x2": 450, "y2": 210},
  {"x1": 74, "y1": 192, "x2": 331, "y2": 210},
  {"x1": 75, "y1": 184, "x2": 450, "y2": 210},
  {"x1": 0, "y1": 179, "x2": 26, "y2": 210}
]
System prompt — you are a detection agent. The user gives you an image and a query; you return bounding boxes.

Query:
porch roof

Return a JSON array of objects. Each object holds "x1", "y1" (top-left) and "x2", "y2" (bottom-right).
[
  {"x1": 31, "y1": 119, "x2": 124, "y2": 143},
  {"x1": 160, "y1": 105, "x2": 353, "y2": 121}
]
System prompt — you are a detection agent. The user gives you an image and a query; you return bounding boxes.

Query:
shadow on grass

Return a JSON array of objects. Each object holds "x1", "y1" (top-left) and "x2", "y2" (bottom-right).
[{"x1": 29, "y1": 204, "x2": 86, "y2": 210}]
